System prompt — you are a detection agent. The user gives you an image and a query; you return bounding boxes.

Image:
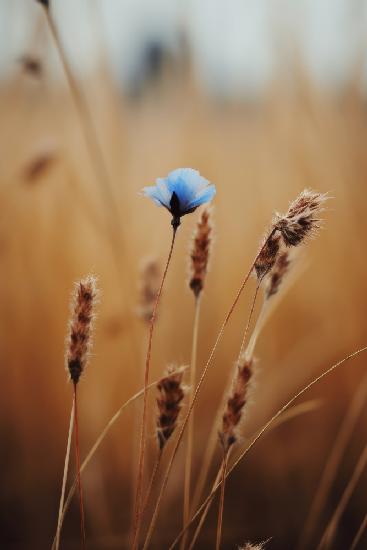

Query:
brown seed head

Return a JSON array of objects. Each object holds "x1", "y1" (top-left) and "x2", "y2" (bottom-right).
[
  {"x1": 239, "y1": 543, "x2": 267, "y2": 550},
  {"x1": 137, "y1": 257, "x2": 161, "y2": 324},
  {"x1": 274, "y1": 189, "x2": 327, "y2": 247},
  {"x1": 219, "y1": 357, "x2": 254, "y2": 452},
  {"x1": 254, "y1": 231, "x2": 281, "y2": 281},
  {"x1": 189, "y1": 208, "x2": 212, "y2": 297},
  {"x1": 265, "y1": 250, "x2": 291, "y2": 300},
  {"x1": 65, "y1": 275, "x2": 98, "y2": 384},
  {"x1": 156, "y1": 366, "x2": 185, "y2": 450}
]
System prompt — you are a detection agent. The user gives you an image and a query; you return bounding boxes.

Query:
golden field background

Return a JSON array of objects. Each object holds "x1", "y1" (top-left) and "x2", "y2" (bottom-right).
[{"x1": 1, "y1": 25, "x2": 367, "y2": 549}]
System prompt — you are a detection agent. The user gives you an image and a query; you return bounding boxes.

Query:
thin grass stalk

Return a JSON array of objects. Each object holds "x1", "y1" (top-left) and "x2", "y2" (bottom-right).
[
  {"x1": 142, "y1": 232, "x2": 276, "y2": 550},
  {"x1": 191, "y1": 283, "x2": 261, "y2": 516},
  {"x1": 182, "y1": 295, "x2": 202, "y2": 550},
  {"x1": 52, "y1": 370, "x2": 186, "y2": 550},
  {"x1": 351, "y1": 513, "x2": 367, "y2": 550},
  {"x1": 132, "y1": 228, "x2": 178, "y2": 549},
  {"x1": 298, "y1": 372, "x2": 367, "y2": 550},
  {"x1": 141, "y1": 450, "x2": 163, "y2": 524},
  {"x1": 73, "y1": 383, "x2": 86, "y2": 549},
  {"x1": 316, "y1": 442, "x2": 367, "y2": 550},
  {"x1": 216, "y1": 449, "x2": 230, "y2": 550},
  {"x1": 42, "y1": 8, "x2": 122, "y2": 245},
  {"x1": 186, "y1": 401, "x2": 322, "y2": 550},
  {"x1": 55, "y1": 398, "x2": 75, "y2": 550},
  {"x1": 168, "y1": 346, "x2": 367, "y2": 549}
]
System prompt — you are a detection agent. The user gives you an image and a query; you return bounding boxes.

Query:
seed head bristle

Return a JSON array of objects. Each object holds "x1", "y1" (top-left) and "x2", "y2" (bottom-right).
[
  {"x1": 274, "y1": 189, "x2": 328, "y2": 247},
  {"x1": 219, "y1": 357, "x2": 254, "y2": 452},
  {"x1": 239, "y1": 543, "x2": 267, "y2": 550},
  {"x1": 137, "y1": 257, "x2": 161, "y2": 324},
  {"x1": 189, "y1": 208, "x2": 212, "y2": 297},
  {"x1": 156, "y1": 366, "x2": 185, "y2": 450},
  {"x1": 254, "y1": 231, "x2": 281, "y2": 281},
  {"x1": 265, "y1": 250, "x2": 291, "y2": 300},
  {"x1": 65, "y1": 275, "x2": 98, "y2": 384}
]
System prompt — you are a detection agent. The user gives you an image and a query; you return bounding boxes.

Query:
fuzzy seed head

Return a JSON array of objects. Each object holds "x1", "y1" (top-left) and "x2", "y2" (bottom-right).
[
  {"x1": 189, "y1": 208, "x2": 212, "y2": 297},
  {"x1": 275, "y1": 189, "x2": 327, "y2": 247},
  {"x1": 137, "y1": 257, "x2": 161, "y2": 324},
  {"x1": 265, "y1": 251, "x2": 291, "y2": 300},
  {"x1": 156, "y1": 366, "x2": 185, "y2": 450},
  {"x1": 219, "y1": 357, "x2": 253, "y2": 452},
  {"x1": 239, "y1": 543, "x2": 267, "y2": 550},
  {"x1": 254, "y1": 231, "x2": 281, "y2": 281},
  {"x1": 65, "y1": 275, "x2": 98, "y2": 384}
]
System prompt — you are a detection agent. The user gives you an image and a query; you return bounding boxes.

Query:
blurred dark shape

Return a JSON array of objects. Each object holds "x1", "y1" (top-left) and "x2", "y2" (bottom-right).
[
  {"x1": 35, "y1": 0, "x2": 49, "y2": 7},
  {"x1": 128, "y1": 40, "x2": 166, "y2": 98},
  {"x1": 23, "y1": 153, "x2": 55, "y2": 183},
  {"x1": 19, "y1": 55, "x2": 42, "y2": 78}
]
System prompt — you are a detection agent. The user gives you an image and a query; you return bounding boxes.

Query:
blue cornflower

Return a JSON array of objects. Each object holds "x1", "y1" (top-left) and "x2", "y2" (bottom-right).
[{"x1": 143, "y1": 168, "x2": 216, "y2": 229}]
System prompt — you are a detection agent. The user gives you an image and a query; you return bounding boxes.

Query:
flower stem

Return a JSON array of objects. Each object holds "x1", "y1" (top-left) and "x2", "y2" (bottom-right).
[
  {"x1": 73, "y1": 383, "x2": 86, "y2": 550},
  {"x1": 181, "y1": 295, "x2": 201, "y2": 549},
  {"x1": 132, "y1": 228, "x2": 177, "y2": 550},
  {"x1": 55, "y1": 397, "x2": 75, "y2": 550},
  {"x1": 141, "y1": 450, "x2": 163, "y2": 527},
  {"x1": 216, "y1": 449, "x2": 230, "y2": 550},
  {"x1": 142, "y1": 236, "x2": 274, "y2": 549}
]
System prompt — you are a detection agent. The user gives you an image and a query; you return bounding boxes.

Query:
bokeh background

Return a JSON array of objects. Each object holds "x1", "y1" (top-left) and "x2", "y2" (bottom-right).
[{"x1": 1, "y1": 1, "x2": 367, "y2": 548}]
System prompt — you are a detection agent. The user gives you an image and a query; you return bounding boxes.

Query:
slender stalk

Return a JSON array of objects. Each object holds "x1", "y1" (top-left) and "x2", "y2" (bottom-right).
[
  {"x1": 73, "y1": 383, "x2": 86, "y2": 549},
  {"x1": 191, "y1": 282, "x2": 261, "y2": 516},
  {"x1": 52, "y1": 369, "x2": 186, "y2": 550},
  {"x1": 181, "y1": 295, "x2": 201, "y2": 549},
  {"x1": 216, "y1": 450, "x2": 230, "y2": 550},
  {"x1": 132, "y1": 228, "x2": 177, "y2": 549},
  {"x1": 141, "y1": 450, "x2": 163, "y2": 525},
  {"x1": 55, "y1": 398, "x2": 75, "y2": 550},
  {"x1": 142, "y1": 235, "x2": 275, "y2": 550},
  {"x1": 298, "y1": 372, "x2": 367, "y2": 550},
  {"x1": 186, "y1": 401, "x2": 321, "y2": 550},
  {"x1": 351, "y1": 513, "x2": 367, "y2": 550},
  {"x1": 167, "y1": 346, "x2": 367, "y2": 549},
  {"x1": 316, "y1": 442, "x2": 367, "y2": 550}
]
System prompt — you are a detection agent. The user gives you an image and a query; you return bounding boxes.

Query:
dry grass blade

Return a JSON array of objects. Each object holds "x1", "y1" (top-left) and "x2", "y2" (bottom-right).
[
  {"x1": 316, "y1": 442, "x2": 367, "y2": 550},
  {"x1": 351, "y1": 513, "x2": 367, "y2": 550},
  {"x1": 298, "y1": 372, "x2": 367, "y2": 549},
  {"x1": 168, "y1": 346, "x2": 367, "y2": 549},
  {"x1": 51, "y1": 369, "x2": 187, "y2": 550}
]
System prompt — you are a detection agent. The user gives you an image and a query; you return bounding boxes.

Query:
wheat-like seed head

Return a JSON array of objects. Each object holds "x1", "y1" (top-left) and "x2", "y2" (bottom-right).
[
  {"x1": 65, "y1": 275, "x2": 98, "y2": 384},
  {"x1": 189, "y1": 208, "x2": 213, "y2": 297},
  {"x1": 219, "y1": 357, "x2": 254, "y2": 452},
  {"x1": 156, "y1": 366, "x2": 185, "y2": 450},
  {"x1": 254, "y1": 231, "x2": 281, "y2": 281},
  {"x1": 239, "y1": 543, "x2": 267, "y2": 550},
  {"x1": 265, "y1": 250, "x2": 292, "y2": 300},
  {"x1": 274, "y1": 189, "x2": 328, "y2": 247}
]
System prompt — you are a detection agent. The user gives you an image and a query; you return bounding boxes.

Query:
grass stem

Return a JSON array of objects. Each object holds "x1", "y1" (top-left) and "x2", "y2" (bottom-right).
[{"x1": 73, "y1": 383, "x2": 86, "y2": 550}]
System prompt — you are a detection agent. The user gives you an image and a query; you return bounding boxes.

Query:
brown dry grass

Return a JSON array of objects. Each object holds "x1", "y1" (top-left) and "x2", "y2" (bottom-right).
[{"x1": 1, "y1": 56, "x2": 367, "y2": 548}]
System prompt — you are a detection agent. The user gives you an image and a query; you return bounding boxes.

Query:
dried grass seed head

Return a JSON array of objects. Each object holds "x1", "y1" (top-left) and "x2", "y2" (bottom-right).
[
  {"x1": 189, "y1": 207, "x2": 212, "y2": 297},
  {"x1": 156, "y1": 366, "x2": 185, "y2": 450},
  {"x1": 265, "y1": 250, "x2": 291, "y2": 300},
  {"x1": 65, "y1": 275, "x2": 98, "y2": 384},
  {"x1": 274, "y1": 189, "x2": 328, "y2": 247},
  {"x1": 219, "y1": 357, "x2": 254, "y2": 452},
  {"x1": 137, "y1": 257, "x2": 161, "y2": 324},
  {"x1": 254, "y1": 230, "x2": 281, "y2": 281},
  {"x1": 239, "y1": 543, "x2": 267, "y2": 550}
]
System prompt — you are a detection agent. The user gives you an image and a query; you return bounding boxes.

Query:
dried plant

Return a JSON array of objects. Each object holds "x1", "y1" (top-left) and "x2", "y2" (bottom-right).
[
  {"x1": 239, "y1": 543, "x2": 267, "y2": 550},
  {"x1": 64, "y1": 275, "x2": 98, "y2": 549},
  {"x1": 156, "y1": 366, "x2": 185, "y2": 450},
  {"x1": 254, "y1": 231, "x2": 281, "y2": 281},
  {"x1": 137, "y1": 257, "x2": 161, "y2": 324},
  {"x1": 264, "y1": 250, "x2": 291, "y2": 300},
  {"x1": 219, "y1": 357, "x2": 254, "y2": 453},
  {"x1": 274, "y1": 189, "x2": 327, "y2": 247},
  {"x1": 189, "y1": 207, "x2": 213, "y2": 297},
  {"x1": 66, "y1": 275, "x2": 98, "y2": 384}
]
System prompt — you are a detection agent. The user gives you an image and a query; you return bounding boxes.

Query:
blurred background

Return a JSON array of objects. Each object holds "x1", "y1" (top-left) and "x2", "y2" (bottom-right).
[{"x1": 1, "y1": 0, "x2": 367, "y2": 548}]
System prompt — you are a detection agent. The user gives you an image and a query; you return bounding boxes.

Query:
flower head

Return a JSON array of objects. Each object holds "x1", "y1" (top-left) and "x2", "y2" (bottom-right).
[{"x1": 143, "y1": 168, "x2": 216, "y2": 229}]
